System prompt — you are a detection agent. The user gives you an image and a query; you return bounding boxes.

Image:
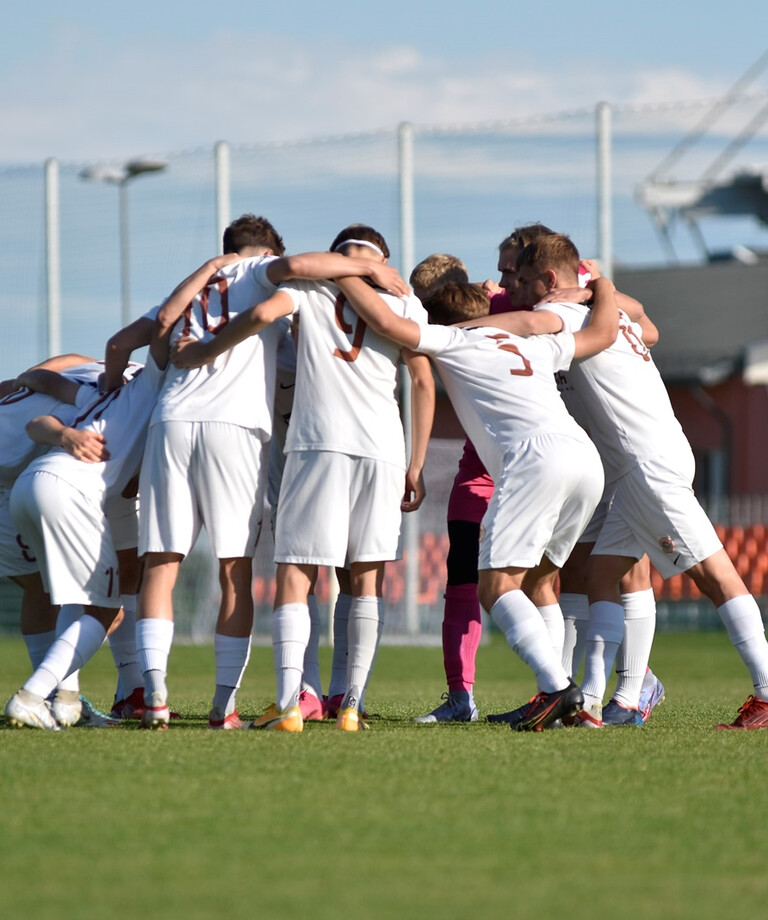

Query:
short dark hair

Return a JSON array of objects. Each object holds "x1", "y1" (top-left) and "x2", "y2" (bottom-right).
[
  {"x1": 223, "y1": 214, "x2": 285, "y2": 255},
  {"x1": 516, "y1": 234, "x2": 580, "y2": 277},
  {"x1": 498, "y1": 222, "x2": 555, "y2": 253},
  {"x1": 423, "y1": 282, "x2": 490, "y2": 326},
  {"x1": 329, "y1": 224, "x2": 390, "y2": 259}
]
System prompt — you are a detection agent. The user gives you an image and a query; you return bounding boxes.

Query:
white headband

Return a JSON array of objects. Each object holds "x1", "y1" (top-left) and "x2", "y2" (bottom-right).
[{"x1": 332, "y1": 238, "x2": 385, "y2": 258}]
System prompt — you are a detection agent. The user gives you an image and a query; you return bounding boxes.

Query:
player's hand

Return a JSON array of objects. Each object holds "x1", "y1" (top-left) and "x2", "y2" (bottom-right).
[
  {"x1": 365, "y1": 263, "x2": 411, "y2": 297},
  {"x1": 401, "y1": 469, "x2": 426, "y2": 512},
  {"x1": 481, "y1": 279, "x2": 504, "y2": 296},
  {"x1": 579, "y1": 258, "x2": 602, "y2": 279},
  {"x1": 60, "y1": 428, "x2": 110, "y2": 463},
  {"x1": 171, "y1": 336, "x2": 210, "y2": 368},
  {"x1": 536, "y1": 287, "x2": 591, "y2": 305}
]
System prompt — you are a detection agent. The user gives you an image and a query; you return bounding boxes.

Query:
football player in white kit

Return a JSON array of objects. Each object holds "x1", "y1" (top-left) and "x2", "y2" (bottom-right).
[
  {"x1": 513, "y1": 234, "x2": 768, "y2": 730},
  {"x1": 171, "y1": 224, "x2": 433, "y2": 732},
  {"x1": 334, "y1": 275, "x2": 620, "y2": 730},
  {"x1": 2, "y1": 257, "x2": 217, "y2": 730},
  {"x1": 142, "y1": 217, "x2": 416, "y2": 730}
]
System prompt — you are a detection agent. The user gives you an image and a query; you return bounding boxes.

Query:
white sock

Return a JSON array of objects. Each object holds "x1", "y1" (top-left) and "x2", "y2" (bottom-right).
[
  {"x1": 24, "y1": 614, "x2": 107, "y2": 700},
  {"x1": 301, "y1": 594, "x2": 323, "y2": 700},
  {"x1": 581, "y1": 601, "x2": 625, "y2": 706},
  {"x1": 718, "y1": 595, "x2": 768, "y2": 698},
  {"x1": 538, "y1": 603, "x2": 565, "y2": 661},
  {"x1": 560, "y1": 593, "x2": 590, "y2": 679},
  {"x1": 273, "y1": 603, "x2": 310, "y2": 711},
  {"x1": 23, "y1": 631, "x2": 55, "y2": 670},
  {"x1": 137, "y1": 618, "x2": 174, "y2": 703},
  {"x1": 490, "y1": 590, "x2": 570, "y2": 693},
  {"x1": 108, "y1": 595, "x2": 142, "y2": 701},
  {"x1": 614, "y1": 588, "x2": 656, "y2": 708},
  {"x1": 55, "y1": 605, "x2": 86, "y2": 693},
  {"x1": 345, "y1": 596, "x2": 383, "y2": 704},
  {"x1": 212, "y1": 633, "x2": 251, "y2": 715},
  {"x1": 328, "y1": 593, "x2": 352, "y2": 698}
]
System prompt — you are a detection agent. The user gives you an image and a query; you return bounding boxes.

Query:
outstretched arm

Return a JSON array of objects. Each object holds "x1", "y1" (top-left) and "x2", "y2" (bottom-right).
[
  {"x1": 170, "y1": 289, "x2": 295, "y2": 368},
  {"x1": 459, "y1": 309, "x2": 564, "y2": 336},
  {"x1": 335, "y1": 277, "x2": 421, "y2": 350},
  {"x1": 401, "y1": 351, "x2": 434, "y2": 512},
  {"x1": 267, "y1": 252, "x2": 410, "y2": 297},
  {"x1": 149, "y1": 253, "x2": 242, "y2": 369},
  {"x1": 572, "y1": 278, "x2": 619, "y2": 359}
]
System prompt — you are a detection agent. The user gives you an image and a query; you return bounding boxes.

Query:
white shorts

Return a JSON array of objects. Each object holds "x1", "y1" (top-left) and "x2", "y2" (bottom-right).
[
  {"x1": 0, "y1": 486, "x2": 38, "y2": 577},
  {"x1": 576, "y1": 487, "x2": 613, "y2": 545},
  {"x1": 139, "y1": 421, "x2": 266, "y2": 559},
  {"x1": 274, "y1": 450, "x2": 403, "y2": 567},
  {"x1": 478, "y1": 433, "x2": 604, "y2": 571},
  {"x1": 105, "y1": 493, "x2": 139, "y2": 551},
  {"x1": 592, "y1": 457, "x2": 723, "y2": 578},
  {"x1": 10, "y1": 471, "x2": 121, "y2": 608}
]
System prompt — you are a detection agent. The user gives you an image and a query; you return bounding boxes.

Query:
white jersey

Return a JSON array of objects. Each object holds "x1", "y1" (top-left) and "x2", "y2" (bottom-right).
[
  {"x1": 539, "y1": 301, "x2": 693, "y2": 484},
  {"x1": 152, "y1": 256, "x2": 281, "y2": 436},
  {"x1": 279, "y1": 280, "x2": 428, "y2": 468},
  {"x1": 0, "y1": 363, "x2": 105, "y2": 487},
  {"x1": 417, "y1": 323, "x2": 590, "y2": 483},
  {"x1": 26, "y1": 355, "x2": 165, "y2": 504}
]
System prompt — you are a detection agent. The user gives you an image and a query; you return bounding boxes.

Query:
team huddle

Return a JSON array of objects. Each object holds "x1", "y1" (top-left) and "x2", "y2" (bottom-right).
[{"x1": 3, "y1": 214, "x2": 768, "y2": 732}]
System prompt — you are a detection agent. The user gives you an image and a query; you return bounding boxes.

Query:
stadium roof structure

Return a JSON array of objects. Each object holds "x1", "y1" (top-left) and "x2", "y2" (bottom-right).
[{"x1": 615, "y1": 256, "x2": 768, "y2": 386}]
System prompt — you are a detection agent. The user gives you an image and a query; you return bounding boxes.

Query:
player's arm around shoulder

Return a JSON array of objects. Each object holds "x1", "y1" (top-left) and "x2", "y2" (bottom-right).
[
  {"x1": 336, "y1": 277, "x2": 421, "y2": 350},
  {"x1": 401, "y1": 349, "x2": 435, "y2": 513},
  {"x1": 25, "y1": 415, "x2": 109, "y2": 463},
  {"x1": 572, "y1": 278, "x2": 619, "y2": 359},
  {"x1": 459, "y1": 309, "x2": 562, "y2": 336},
  {"x1": 12, "y1": 368, "x2": 81, "y2": 405}
]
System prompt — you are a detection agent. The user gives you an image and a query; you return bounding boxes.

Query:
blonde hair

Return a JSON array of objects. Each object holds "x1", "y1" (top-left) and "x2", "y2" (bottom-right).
[
  {"x1": 410, "y1": 253, "x2": 468, "y2": 300},
  {"x1": 423, "y1": 282, "x2": 490, "y2": 326}
]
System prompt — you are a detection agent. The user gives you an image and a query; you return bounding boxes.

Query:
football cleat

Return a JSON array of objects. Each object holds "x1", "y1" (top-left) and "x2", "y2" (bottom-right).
[
  {"x1": 487, "y1": 705, "x2": 526, "y2": 725},
  {"x1": 250, "y1": 703, "x2": 303, "y2": 732},
  {"x1": 76, "y1": 696, "x2": 120, "y2": 727},
  {"x1": 140, "y1": 692, "x2": 170, "y2": 730},
  {"x1": 716, "y1": 695, "x2": 768, "y2": 730},
  {"x1": 510, "y1": 681, "x2": 584, "y2": 732},
  {"x1": 52, "y1": 689, "x2": 83, "y2": 727},
  {"x1": 638, "y1": 671, "x2": 665, "y2": 723},
  {"x1": 298, "y1": 690, "x2": 324, "y2": 721},
  {"x1": 324, "y1": 693, "x2": 370, "y2": 720},
  {"x1": 570, "y1": 701, "x2": 603, "y2": 728},
  {"x1": 5, "y1": 689, "x2": 61, "y2": 731},
  {"x1": 208, "y1": 707, "x2": 244, "y2": 730},
  {"x1": 414, "y1": 690, "x2": 478, "y2": 723},
  {"x1": 111, "y1": 687, "x2": 181, "y2": 721},
  {"x1": 336, "y1": 707, "x2": 369, "y2": 731},
  {"x1": 602, "y1": 699, "x2": 643, "y2": 726}
]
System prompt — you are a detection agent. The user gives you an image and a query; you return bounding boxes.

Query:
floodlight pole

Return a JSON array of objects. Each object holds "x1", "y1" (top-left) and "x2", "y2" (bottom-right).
[{"x1": 80, "y1": 158, "x2": 167, "y2": 326}]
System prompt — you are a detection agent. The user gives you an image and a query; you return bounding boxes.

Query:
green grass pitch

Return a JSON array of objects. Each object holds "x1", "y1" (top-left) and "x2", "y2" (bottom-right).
[{"x1": 1, "y1": 631, "x2": 767, "y2": 920}]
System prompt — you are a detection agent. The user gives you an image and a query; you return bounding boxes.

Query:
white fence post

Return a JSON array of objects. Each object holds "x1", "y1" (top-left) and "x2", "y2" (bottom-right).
[
  {"x1": 44, "y1": 158, "x2": 61, "y2": 358},
  {"x1": 596, "y1": 101, "x2": 613, "y2": 279}
]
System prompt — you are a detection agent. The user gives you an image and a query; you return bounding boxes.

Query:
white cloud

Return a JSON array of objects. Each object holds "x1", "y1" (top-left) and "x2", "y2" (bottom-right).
[{"x1": 1, "y1": 26, "x2": 760, "y2": 166}]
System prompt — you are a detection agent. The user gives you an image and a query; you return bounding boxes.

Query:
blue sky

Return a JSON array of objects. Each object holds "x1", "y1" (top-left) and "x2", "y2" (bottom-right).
[{"x1": 4, "y1": 2, "x2": 768, "y2": 162}]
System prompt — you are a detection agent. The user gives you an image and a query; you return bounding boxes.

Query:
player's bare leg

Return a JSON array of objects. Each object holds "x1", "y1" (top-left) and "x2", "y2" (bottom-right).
[
  {"x1": 337, "y1": 562, "x2": 385, "y2": 730},
  {"x1": 251, "y1": 562, "x2": 313, "y2": 731},
  {"x1": 136, "y1": 552, "x2": 182, "y2": 727},
  {"x1": 209, "y1": 556, "x2": 254, "y2": 729},
  {"x1": 479, "y1": 565, "x2": 581, "y2": 730}
]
